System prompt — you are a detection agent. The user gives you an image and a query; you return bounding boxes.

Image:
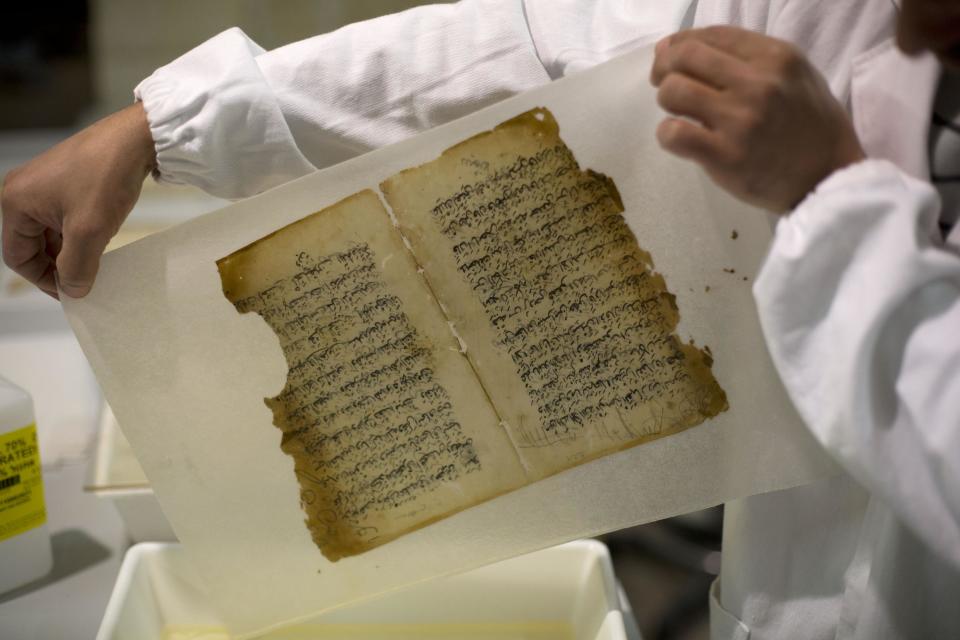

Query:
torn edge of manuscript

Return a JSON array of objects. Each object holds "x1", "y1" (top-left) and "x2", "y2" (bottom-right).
[{"x1": 216, "y1": 108, "x2": 727, "y2": 562}]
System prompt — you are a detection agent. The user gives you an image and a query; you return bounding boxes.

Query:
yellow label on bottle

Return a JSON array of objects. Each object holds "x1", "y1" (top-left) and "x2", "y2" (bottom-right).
[{"x1": 0, "y1": 424, "x2": 46, "y2": 542}]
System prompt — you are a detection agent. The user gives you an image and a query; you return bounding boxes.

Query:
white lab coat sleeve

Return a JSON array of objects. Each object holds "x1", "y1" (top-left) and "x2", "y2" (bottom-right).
[
  {"x1": 523, "y1": 0, "x2": 693, "y2": 77},
  {"x1": 134, "y1": 0, "x2": 551, "y2": 199},
  {"x1": 754, "y1": 158, "x2": 960, "y2": 568},
  {"x1": 133, "y1": 0, "x2": 693, "y2": 199}
]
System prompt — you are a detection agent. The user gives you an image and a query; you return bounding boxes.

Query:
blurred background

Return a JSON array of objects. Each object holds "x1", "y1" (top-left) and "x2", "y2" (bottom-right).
[{"x1": 0, "y1": 3, "x2": 719, "y2": 639}]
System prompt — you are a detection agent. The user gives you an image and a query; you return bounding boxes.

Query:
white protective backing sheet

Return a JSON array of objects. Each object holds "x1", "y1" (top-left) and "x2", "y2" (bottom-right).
[{"x1": 64, "y1": 45, "x2": 836, "y2": 638}]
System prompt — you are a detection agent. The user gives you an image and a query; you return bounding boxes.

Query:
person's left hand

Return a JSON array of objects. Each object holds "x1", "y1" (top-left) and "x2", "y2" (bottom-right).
[{"x1": 651, "y1": 26, "x2": 865, "y2": 213}]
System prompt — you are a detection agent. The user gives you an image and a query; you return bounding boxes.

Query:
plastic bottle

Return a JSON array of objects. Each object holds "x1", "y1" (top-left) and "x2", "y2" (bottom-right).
[{"x1": 0, "y1": 375, "x2": 53, "y2": 593}]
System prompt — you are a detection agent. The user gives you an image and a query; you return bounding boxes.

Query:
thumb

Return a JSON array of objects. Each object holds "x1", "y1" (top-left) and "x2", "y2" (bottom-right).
[{"x1": 56, "y1": 221, "x2": 111, "y2": 298}]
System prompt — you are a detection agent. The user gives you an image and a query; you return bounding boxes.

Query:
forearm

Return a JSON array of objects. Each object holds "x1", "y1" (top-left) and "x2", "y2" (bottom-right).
[{"x1": 755, "y1": 159, "x2": 960, "y2": 565}]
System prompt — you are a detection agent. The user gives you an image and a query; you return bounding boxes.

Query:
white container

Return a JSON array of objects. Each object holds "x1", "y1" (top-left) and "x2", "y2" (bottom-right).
[
  {"x1": 0, "y1": 375, "x2": 53, "y2": 593},
  {"x1": 97, "y1": 540, "x2": 636, "y2": 640},
  {"x1": 86, "y1": 404, "x2": 177, "y2": 542}
]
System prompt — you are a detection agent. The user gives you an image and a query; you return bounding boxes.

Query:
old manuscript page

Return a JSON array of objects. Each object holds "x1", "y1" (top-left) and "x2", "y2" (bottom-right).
[
  {"x1": 220, "y1": 109, "x2": 727, "y2": 561},
  {"x1": 382, "y1": 109, "x2": 727, "y2": 478},
  {"x1": 217, "y1": 190, "x2": 526, "y2": 561}
]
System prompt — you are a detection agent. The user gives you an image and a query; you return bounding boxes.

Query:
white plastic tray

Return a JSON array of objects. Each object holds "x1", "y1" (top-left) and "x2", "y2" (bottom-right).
[{"x1": 97, "y1": 540, "x2": 635, "y2": 640}]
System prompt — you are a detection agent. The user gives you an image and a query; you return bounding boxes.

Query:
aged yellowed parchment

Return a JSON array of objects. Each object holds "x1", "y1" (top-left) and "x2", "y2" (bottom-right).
[{"x1": 218, "y1": 108, "x2": 727, "y2": 561}]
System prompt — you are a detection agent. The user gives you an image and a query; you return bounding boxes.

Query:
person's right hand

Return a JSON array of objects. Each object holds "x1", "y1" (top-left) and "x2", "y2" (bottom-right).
[
  {"x1": 650, "y1": 27, "x2": 864, "y2": 213},
  {"x1": 1, "y1": 103, "x2": 156, "y2": 298}
]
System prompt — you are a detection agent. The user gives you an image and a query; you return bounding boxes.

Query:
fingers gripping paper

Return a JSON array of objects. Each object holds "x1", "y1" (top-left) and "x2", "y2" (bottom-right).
[
  {"x1": 216, "y1": 110, "x2": 727, "y2": 561},
  {"x1": 63, "y1": 45, "x2": 836, "y2": 638}
]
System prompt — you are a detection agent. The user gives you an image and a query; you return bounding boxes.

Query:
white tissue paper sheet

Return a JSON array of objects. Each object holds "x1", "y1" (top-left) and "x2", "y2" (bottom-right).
[{"x1": 63, "y1": 44, "x2": 835, "y2": 638}]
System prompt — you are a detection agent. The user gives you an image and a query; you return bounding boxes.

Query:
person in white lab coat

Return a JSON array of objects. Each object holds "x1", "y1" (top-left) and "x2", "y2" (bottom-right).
[{"x1": 2, "y1": 1, "x2": 958, "y2": 638}]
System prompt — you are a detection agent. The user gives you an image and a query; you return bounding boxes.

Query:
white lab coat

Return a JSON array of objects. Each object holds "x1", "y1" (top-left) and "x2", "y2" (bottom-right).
[{"x1": 134, "y1": 2, "x2": 960, "y2": 638}]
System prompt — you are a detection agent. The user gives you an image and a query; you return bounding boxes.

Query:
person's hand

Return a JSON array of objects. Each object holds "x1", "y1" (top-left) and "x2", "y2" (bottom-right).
[
  {"x1": 650, "y1": 26, "x2": 865, "y2": 213},
  {"x1": 898, "y1": 0, "x2": 960, "y2": 68},
  {"x1": 1, "y1": 103, "x2": 156, "y2": 298}
]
